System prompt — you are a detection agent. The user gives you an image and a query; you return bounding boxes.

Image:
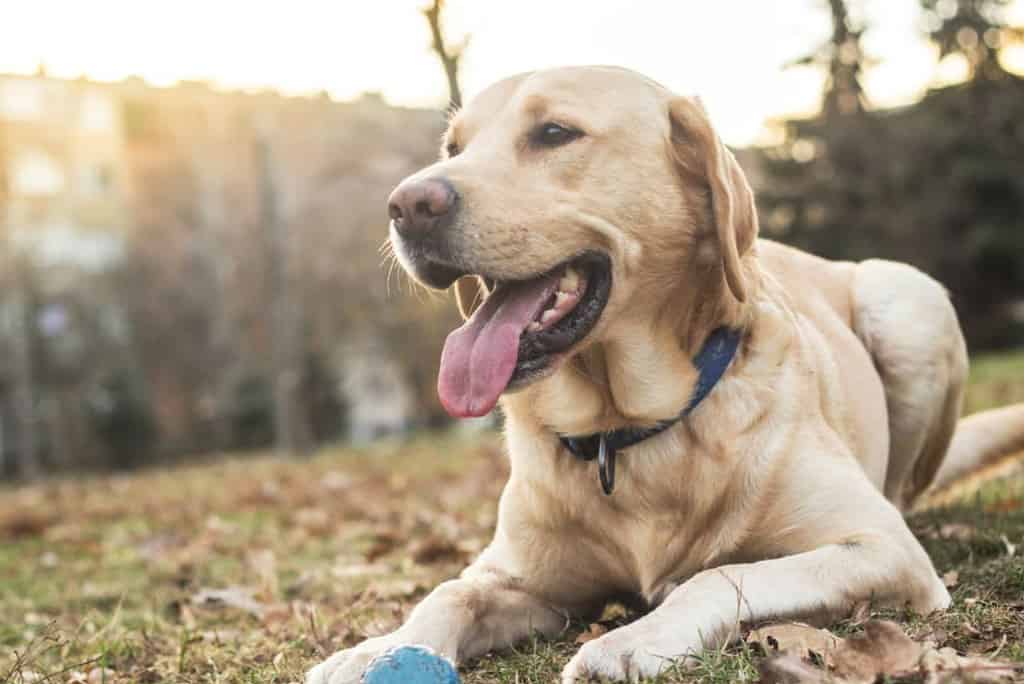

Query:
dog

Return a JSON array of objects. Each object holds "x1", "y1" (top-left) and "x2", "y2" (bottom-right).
[{"x1": 307, "y1": 65, "x2": 1024, "y2": 683}]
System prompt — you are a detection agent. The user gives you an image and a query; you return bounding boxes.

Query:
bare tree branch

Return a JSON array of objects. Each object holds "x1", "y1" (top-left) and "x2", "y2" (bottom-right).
[{"x1": 423, "y1": 0, "x2": 466, "y2": 110}]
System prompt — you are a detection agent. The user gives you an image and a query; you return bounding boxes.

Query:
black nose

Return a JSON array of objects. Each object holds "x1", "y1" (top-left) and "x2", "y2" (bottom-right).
[{"x1": 387, "y1": 177, "x2": 457, "y2": 239}]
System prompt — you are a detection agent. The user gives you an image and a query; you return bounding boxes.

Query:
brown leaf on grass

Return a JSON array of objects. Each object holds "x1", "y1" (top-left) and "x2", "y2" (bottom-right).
[
  {"x1": 292, "y1": 507, "x2": 332, "y2": 535},
  {"x1": 247, "y1": 549, "x2": 278, "y2": 598},
  {"x1": 191, "y1": 586, "x2": 266, "y2": 618},
  {"x1": 575, "y1": 623, "x2": 608, "y2": 644},
  {"x1": 848, "y1": 600, "x2": 871, "y2": 625},
  {"x1": 758, "y1": 652, "x2": 830, "y2": 684},
  {"x1": 936, "y1": 523, "x2": 977, "y2": 541},
  {"x1": 758, "y1": 620, "x2": 1021, "y2": 684},
  {"x1": 409, "y1": 536, "x2": 463, "y2": 564},
  {"x1": 364, "y1": 531, "x2": 403, "y2": 561},
  {"x1": 87, "y1": 667, "x2": 117, "y2": 683},
  {"x1": 364, "y1": 578, "x2": 425, "y2": 600},
  {"x1": 832, "y1": 620, "x2": 922, "y2": 681},
  {"x1": 747, "y1": 622, "x2": 844, "y2": 667},
  {"x1": 0, "y1": 510, "x2": 55, "y2": 539},
  {"x1": 921, "y1": 647, "x2": 1019, "y2": 682},
  {"x1": 331, "y1": 562, "x2": 390, "y2": 578}
]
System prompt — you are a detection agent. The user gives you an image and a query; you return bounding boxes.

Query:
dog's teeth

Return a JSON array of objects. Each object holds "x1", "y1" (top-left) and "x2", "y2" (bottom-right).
[
  {"x1": 559, "y1": 269, "x2": 579, "y2": 293},
  {"x1": 540, "y1": 309, "x2": 558, "y2": 325},
  {"x1": 555, "y1": 292, "x2": 572, "y2": 308},
  {"x1": 527, "y1": 322, "x2": 542, "y2": 332}
]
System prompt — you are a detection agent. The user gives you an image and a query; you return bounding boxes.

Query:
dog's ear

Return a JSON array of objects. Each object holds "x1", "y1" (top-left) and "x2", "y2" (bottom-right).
[
  {"x1": 668, "y1": 97, "x2": 758, "y2": 302},
  {"x1": 453, "y1": 275, "x2": 486, "y2": 320}
]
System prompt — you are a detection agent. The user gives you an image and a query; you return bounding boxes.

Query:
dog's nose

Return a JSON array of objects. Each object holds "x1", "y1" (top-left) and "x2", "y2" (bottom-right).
[{"x1": 387, "y1": 177, "x2": 457, "y2": 238}]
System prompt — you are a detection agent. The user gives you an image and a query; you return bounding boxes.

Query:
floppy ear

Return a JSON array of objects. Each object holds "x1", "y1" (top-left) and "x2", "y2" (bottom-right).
[
  {"x1": 668, "y1": 97, "x2": 758, "y2": 302},
  {"x1": 453, "y1": 275, "x2": 487, "y2": 320}
]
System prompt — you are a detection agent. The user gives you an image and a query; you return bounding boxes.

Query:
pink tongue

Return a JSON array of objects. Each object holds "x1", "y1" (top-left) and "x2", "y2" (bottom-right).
[{"x1": 438, "y1": 275, "x2": 560, "y2": 418}]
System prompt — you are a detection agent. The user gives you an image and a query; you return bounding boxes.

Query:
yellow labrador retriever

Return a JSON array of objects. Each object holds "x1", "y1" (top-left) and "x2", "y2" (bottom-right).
[{"x1": 308, "y1": 66, "x2": 1024, "y2": 683}]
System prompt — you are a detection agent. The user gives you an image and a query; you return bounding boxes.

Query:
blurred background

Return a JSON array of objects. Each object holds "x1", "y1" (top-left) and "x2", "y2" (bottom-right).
[{"x1": 0, "y1": 0, "x2": 1022, "y2": 479}]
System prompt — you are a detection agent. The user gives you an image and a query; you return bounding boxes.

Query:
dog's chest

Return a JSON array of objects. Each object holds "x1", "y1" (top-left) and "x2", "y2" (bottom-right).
[{"x1": 556, "y1": 445, "x2": 745, "y2": 601}]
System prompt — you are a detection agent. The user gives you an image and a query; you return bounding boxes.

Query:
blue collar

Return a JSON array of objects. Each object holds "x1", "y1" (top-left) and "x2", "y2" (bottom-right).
[{"x1": 558, "y1": 326, "x2": 743, "y2": 495}]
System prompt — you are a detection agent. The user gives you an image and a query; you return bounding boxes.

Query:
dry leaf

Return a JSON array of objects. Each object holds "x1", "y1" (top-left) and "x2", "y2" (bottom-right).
[
  {"x1": 832, "y1": 620, "x2": 923, "y2": 681},
  {"x1": 575, "y1": 623, "x2": 608, "y2": 644},
  {"x1": 747, "y1": 622, "x2": 844, "y2": 667},
  {"x1": 759, "y1": 619, "x2": 1022, "y2": 684},
  {"x1": 409, "y1": 536, "x2": 462, "y2": 564},
  {"x1": 191, "y1": 586, "x2": 266, "y2": 618},
  {"x1": 758, "y1": 652, "x2": 830, "y2": 684},
  {"x1": 0, "y1": 510, "x2": 55, "y2": 539},
  {"x1": 247, "y1": 549, "x2": 278, "y2": 598},
  {"x1": 936, "y1": 523, "x2": 976, "y2": 541},
  {"x1": 921, "y1": 647, "x2": 1019, "y2": 682},
  {"x1": 87, "y1": 667, "x2": 117, "y2": 683},
  {"x1": 332, "y1": 562, "x2": 390, "y2": 578},
  {"x1": 849, "y1": 600, "x2": 871, "y2": 625},
  {"x1": 293, "y1": 507, "x2": 332, "y2": 534}
]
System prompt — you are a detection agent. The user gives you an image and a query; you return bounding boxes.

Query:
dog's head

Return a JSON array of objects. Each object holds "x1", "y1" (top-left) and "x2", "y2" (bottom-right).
[{"x1": 387, "y1": 66, "x2": 758, "y2": 419}]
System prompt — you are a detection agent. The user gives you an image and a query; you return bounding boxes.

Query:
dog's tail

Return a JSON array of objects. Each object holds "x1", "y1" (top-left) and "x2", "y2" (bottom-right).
[{"x1": 930, "y1": 403, "x2": 1024, "y2": 493}]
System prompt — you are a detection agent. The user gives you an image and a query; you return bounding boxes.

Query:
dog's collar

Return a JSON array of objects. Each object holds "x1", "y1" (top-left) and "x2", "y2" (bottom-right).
[{"x1": 558, "y1": 326, "x2": 743, "y2": 495}]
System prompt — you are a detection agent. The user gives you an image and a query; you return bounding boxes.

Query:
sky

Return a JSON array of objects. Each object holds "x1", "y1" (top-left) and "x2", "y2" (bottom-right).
[{"x1": 2, "y1": 0, "x2": 1023, "y2": 146}]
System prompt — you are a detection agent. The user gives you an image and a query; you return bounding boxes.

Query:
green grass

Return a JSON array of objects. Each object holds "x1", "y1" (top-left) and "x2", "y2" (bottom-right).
[{"x1": 1, "y1": 350, "x2": 1023, "y2": 683}]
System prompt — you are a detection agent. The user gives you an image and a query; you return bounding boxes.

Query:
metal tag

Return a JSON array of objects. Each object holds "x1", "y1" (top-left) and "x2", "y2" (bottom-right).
[{"x1": 597, "y1": 434, "x2": 616, "y2": 495}]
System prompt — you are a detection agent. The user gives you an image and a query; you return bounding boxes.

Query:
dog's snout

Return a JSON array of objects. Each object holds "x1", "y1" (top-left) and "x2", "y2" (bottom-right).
[{"x1": 387, "y1": 177, "x2": 457, "y2": 238}]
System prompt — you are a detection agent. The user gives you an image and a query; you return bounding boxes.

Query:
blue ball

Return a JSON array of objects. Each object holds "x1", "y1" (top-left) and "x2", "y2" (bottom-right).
[{"x1": 362, "y1": 645, "x2": 460, "y2": 684}]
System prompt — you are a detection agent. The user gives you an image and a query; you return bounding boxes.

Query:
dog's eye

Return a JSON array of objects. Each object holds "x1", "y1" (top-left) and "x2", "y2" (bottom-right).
[
  {"x1": 445, "y1": 142, "x2": 460, "y2": 158},
  {"x1": 532, "y1": 122, "x2": 584, "y2": 148}
]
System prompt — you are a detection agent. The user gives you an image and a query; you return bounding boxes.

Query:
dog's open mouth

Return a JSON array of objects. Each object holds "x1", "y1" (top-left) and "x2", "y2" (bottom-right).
[{"x1": 438, "y1": 252, "x2": 612, "y2": 418}]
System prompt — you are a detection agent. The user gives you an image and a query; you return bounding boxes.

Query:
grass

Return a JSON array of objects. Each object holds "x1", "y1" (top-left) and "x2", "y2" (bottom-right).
[{"x1": 1, "y1": 348, "x2": 1023, "y2": 683}]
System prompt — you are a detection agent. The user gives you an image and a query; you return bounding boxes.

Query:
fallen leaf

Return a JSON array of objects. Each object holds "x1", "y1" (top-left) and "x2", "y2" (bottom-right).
[
  {"x1": 88, "y1": 667, "x2": 117, "y2": 683},
  {"x1": 0, "y1": 510, "x2": 55, "y2": 539},
  {"x1": 747, "y1": 622, "x2": 844, "y2": 667},
  {"x1": 575, "y1": 623, "x2": 608, "y2": 644},
  {"x1": 364, "y1": 531, "x2": 402, "y2": 561},
  {"x1": 921, "y1": 646, "x2": 1019, "y2": 682},
  {"x1": 758, "y1": 619, "x2": 1022, "y2": 684},
  {"x1": 191, "y1": 586, "x2": 266, "y2": 618},
  {"x1": 293, "y1": 507, "x2": 332, "y2": 535},
  {"x1": 832, "y1": 620, "x2": 922, "y2": 681},
  {"x1": 758, "y1": 651, "x2": 830, "y2": 684},
  {"x1": 937, "y1": 523, "x2": 976, "y2": 541},
  {"x1": 321, "y1": 471, "x2": 353, "y2": 491},
  {"x1": 247, "y1": 549, "x2": 278, "y2": 598},
  {"x1": 331, "y1": 562, "x2": 390, "y2": 578},
  {"x1": 848, "y1": 600, "x2": 871, "y2": 625},
  {"x1": 409, "y1": 536, "x2": 462, "y2": 564}
]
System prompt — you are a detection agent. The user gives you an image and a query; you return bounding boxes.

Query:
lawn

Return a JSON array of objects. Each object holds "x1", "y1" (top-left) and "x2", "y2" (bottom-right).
[{"x1": 2, "y1": 350, "x2": 1024, "y2": 683}]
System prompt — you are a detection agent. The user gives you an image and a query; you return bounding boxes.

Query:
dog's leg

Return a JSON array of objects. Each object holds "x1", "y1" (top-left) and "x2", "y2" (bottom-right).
[
  {"x1": 307, "y1": 566, "x2": 567, "y2": 684},
  {"x1": 561, "y1": 520, "x2": 948, "y2": 683},
  {"x1": 850, "y1": 259, "x2": 968, "y2": 509}
]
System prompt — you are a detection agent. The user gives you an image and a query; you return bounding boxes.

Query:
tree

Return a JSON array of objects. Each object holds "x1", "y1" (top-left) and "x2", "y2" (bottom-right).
[
  {"x1": 791, "y1": 0, "x2": 870, "y2": 117},
  {"x1": 758, "y1": 0, "x2": 1024, "y2": 350},
  {"x1": 920, "y1": 0, "x2": 1024, "y2": 81},
  {"x1": 0, "y1": 120, "x2": 41, "y2": 479},
  {"x1": 423, "y1": 0, "x2": 468, "y2": 110}
]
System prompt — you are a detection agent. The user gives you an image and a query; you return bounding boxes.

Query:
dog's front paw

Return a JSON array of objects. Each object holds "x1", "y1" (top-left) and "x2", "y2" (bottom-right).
[
  {"x1": 306, "y1": 635, "x2": 403, "y2": 684},
  {"x1": 560, "y1": 628, "x2": 695, "y2": 683}
]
